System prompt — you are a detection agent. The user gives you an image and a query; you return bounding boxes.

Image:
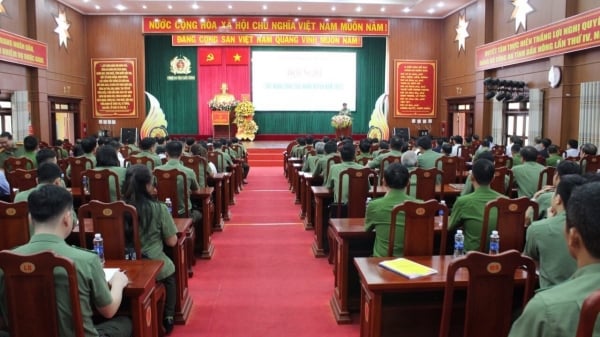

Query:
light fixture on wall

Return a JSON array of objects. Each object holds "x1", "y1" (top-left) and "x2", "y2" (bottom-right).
[{"x1": 484, "y1": 77, "x2": 528, "y2": 102}]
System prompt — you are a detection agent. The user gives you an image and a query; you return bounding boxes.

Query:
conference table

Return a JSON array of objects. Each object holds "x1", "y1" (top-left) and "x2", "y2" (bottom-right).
[
  {"x1": 354, "y1": 255, "x2": 528, "y2": 337},
  {"x1": 105, "y1": 259, "x2": 163, "y2": 337},
  {"x1": 328, "y1": 217, "x2": 444, "y2": 324}
]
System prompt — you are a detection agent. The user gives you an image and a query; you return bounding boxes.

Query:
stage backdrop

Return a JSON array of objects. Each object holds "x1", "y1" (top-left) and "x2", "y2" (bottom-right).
[{"x1": 145, "y1": 35, "x2": 385, "y2": 136}]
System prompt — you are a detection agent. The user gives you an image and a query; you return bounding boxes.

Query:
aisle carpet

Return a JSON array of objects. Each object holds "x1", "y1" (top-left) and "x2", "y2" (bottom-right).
[
  {"x1": 247, "y1": 148, "x2": 284, "y2": 167},
  {"x1": 172, "y1": 166, "x2": 360, "y2": 337}
]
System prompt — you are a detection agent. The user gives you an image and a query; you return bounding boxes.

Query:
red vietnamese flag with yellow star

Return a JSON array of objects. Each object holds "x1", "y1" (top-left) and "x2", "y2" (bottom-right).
[
  {"x1": 225, "y1": 47, "x2": 250, "y2": 65},
  {"x1": 198, "y1": 48, "x2": 222, "y2": 65}
]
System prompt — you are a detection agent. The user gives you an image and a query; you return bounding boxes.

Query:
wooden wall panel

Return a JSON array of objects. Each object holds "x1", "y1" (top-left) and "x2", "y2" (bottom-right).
[
  {"x1": 0, "y1": 0, "x2": 29, "y2": 93},
  {"x1": 85, "y1": 16, "x2": 146, "y2": 138},
  {"x1": 387, "y1": 18, "x2": 442, "y2": 135}
]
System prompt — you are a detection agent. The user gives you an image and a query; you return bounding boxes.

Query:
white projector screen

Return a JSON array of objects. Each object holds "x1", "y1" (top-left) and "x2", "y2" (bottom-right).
[{"x1": 251, "y1": 51, "x2": 356, "y2": 111}]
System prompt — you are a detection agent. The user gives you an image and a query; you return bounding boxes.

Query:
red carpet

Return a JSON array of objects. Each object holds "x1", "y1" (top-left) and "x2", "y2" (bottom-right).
[
  {"x1": 171, "y1": 166, "x2": 360, "y2": 337},
  {"x1": 247, "y1": 148, "x2": 284, "y2": 167}
]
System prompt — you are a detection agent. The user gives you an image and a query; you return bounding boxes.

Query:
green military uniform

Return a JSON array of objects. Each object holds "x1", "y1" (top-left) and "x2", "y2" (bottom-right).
[
  {"x1": 512, "y1": 161, "x2": 545, "y2": 198},
  {"x1": 291, "y1": 145, "x2": 306, "y2": 158},
  {"x1": 545, "y1": 154, "x2": 562, "y2": 167},
  {"x1": 289, "y1": 144, "x2": 302, "y2": 158},
  {"x1": 510, "y1": 153, "x2": 522, "y2": 168},
  {"x1": 131, "y1": 150, "x2": 162, "y2": 169},
  {"x1": 355, "y1": 153, "x2": 373, "y2": 162},
  {"x1": 155, "y1": 159, "x2": 199, "y2": 216},
  {"x1": 325, "y1": 161, "x2": 367, "y2": 203},
  {"x1": 66, "y1": 153, "x2": 96, "y2": 179},
  {"x1": 508, "y1": 263, "x2": 600, "y2": 337},
  {"x1": 365, "y1": 189, "x2": 419, "y2": 257},
  {"x1": 449, "y1": 186, "x2": 502, "y2": 252},
  {"x1": 57, "y1": 147, "x2": 69, "y2": 159},
  {"x1": 473, "y1": 146, "x2": 490, "y2": 161},
  {"x1": 0, "y1": 234, "x2": 131, "y2": 337},
  {"x1": 139, "y1": 202, "x2": 178, "y2": 280},
  {"x1": 367, "y1": 150, "x2": 403, "y2": 170},
  {"x1": 92, "y1": 166, "x2": 126, "y2": 202},
  {"x1": 460, "y1": 173, "x2": 510, "y2": 196},
  {"x1": 312, "y1": 153, "x2": 338, "y2": 180},
  {"x1": 215, "y1": 149, "x2": 234, "y2": 173},
  {"x1": 302, "y1": 153, "x2": 322, "y2": 172},
  {"x1": 21, "y1": 151, "x2": 37, "y2": 169},
  {"x1": 14, "y1": 185, "x2": 78, "y2": 235},
  {"x1": 417, "y1": 149, "x2": 443, "y2": 184},
  {"x1": 533, "y1": 190, "x2": 553, "y2": 219},
  {"x1": 524, "y1": 211, "x2": 576, "y2": 289},
  {"x1": 127, "y1": 143, "x2": 140, "y2": 153},
  {"x1": 0, "y1": 147, "x2": 17, "y2": 170}
]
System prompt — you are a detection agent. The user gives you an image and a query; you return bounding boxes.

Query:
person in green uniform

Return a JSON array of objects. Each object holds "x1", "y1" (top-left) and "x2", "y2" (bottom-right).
[
  {"x1": 155, "y1": 141, "x2": 201, "y2": 224},
  {"x1": 325, "y1": 143, "x2": 367, "y2": 203},
  {"x1": 92, "y1": 145, "x2": 126, "y2": 202},
  {"x1": 123, "y1": 164, "x2": 178, "y2": 334},
  {"x1": 124, "y1": 133, "x2": 140, "y2": 154},
  {"x1": 355, "y1": 139, "x2": 373, "y2": 163},
  {"x1": 530, "y1": 160, "x2": 580, "y2": 220},
  {"x1": 416, "y1": 135, "x2": 443, "y2": 185},
  {"x1": 449, "y1": 159, "x2": 502, "y2": 252},
  {"x1": 524, "y1": 175, "x2": 586, "y2": 290},
  {"x1": 512, "y1": 145, "x2": 546, "y2": 198},
  {"x1": 0, "y1": 184, "x2": 131, "y2": 337},
  {"x1": 0, "y1": 132, "x2": 17, "y2": 171},
  {"x1": 509, "y1": 181, "x2": 600, "y2": 337},
  {"x1": 365, "y1": 163, "x2": 420, "y2": 257},
  {"x1": 66, "y1": 136, "x2": 97, "y2": 179},
  {"x1": 367, "y1": 136, "x2": 404, "y2": 170},
  {"x1": 212, "y1": 139, "x2": 234, "y2": 173},
  {"x1": 190, "y1": 143, "x2": 215, "y2": 188},
  {"x1": 130, "y1": 137, "x2": 162, "y2": 169},
  {"x1": 371, "y1": 140, "x2": 389, "y2": 157},
  {"x1": 302, "y1": 141, "x2": 324, "y2": 172},
  {"x1": 509, "y1": 143, "x2": 522, "y2": 168},
  {"x1": 54, "y1": 139, "x2": 69, "y2": 159},
  {"x1": 231, "y1": 137, "x2": 250, "y2": 183},
  {"x1": 311, "y1": 141, "x2": 338, "y2": 181},
  {"x1": 401, "y1": 150, "x2": 418, "y2": 198},
  {"x1": 14, "y1": 135, "x2": 38, "y2": 169},
  {"x1": 545, "y1": 145, "x2": 562, "y2": 167},
  {"x1": 472, "y1": 139, "x2": 491, "y2": 161}
]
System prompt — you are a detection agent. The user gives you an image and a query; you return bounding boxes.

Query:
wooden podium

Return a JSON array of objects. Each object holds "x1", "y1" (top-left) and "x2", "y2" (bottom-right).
[
  {"x1": 212, "y1": 110, "x2": 232, "y2": 138},
  {"x1": 335, "y1": 125, "x2": 352, "y2": 139}
]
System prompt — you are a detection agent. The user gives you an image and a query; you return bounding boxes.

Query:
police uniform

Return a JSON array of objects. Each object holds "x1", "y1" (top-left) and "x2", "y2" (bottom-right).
[
  {"x1": 302, "y1": 153, "x2": 323, "y2": 173},
  {"x1": 130, "y1": 150, "x2": 162, "y2": 169},
  {"x1": 325, "y1": 161, "x2": 367, "y2": 203},
  {"x1": 512, "y1": 161, "x2": 545, "y2": 198},
  {"x1": 365, "y1": 189, "x2": 419, "y2": 257},
  {"x1": 367, "y1": 150, "x2": 403, "y2": 170},
  {"x1": 92, "y1": 166, "x2": 126, "y2": 202},
  {"x1": 417, "y1": 149, "x2": 443, "y2": 184},
  {"x1": 311, "y1": 153, "x2": 338, "y2": 180},
  {"x1": 508, "y1": 263, "x2": 600, "y2": 337},
  {"x1": 0, "y1": 147, "x2": 17, "y2": 171},
  {"x1": 0, "y1": 234, "x2": 132, "y2": 337},
  {"x1": 545, "y1": 154, "x2": 562, "y2": 167},
  {"x1": 155, "y1": 159, "x2": 200, "y2": 219},
  {"x1": 66, "y1": 153, "x2": 97, "y2": 179},
  {"x1": 449, "y1": 186, "x2": 502, "y2": 252},
  {"x1": 215, "y1": 149, "x2": 234, "y2": 173}
]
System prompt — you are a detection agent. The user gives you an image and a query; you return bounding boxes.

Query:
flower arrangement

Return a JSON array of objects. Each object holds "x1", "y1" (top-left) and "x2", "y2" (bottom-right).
[
  {"x1": 208, "y1": 99, "x2": 238, "y2": 111},
  {"x1": 234, "y1": 100, "x2": 255, "y2": 117},
  {"x1": 331, "y1": 114, "x2": 353, "y2": 129},
  {"x1": 233, "y1": 100, "x2": 259, "y2": 141}
]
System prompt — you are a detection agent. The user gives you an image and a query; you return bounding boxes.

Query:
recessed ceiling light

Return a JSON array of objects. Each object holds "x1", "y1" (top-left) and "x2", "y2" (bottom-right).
[
  {"x1": 228, "y1": 4, "x2": 233, "y2": 9},
  {"x1": 380, "y1": 7, "x2": 386, "y2": 12},
  {"x1": 437, "y1": 2, "x2": 445, "y2": 7},
  {"x1": 347, "y1": 18, "x2": 352, "y2": 22},
  {"x1": 294, "y1": 18, "x2": 299, "y2": 22},
  {"x1": 427, "y1": 8, "x2": 435, "y2": 14},
  {"x1": 95, "y1": 5, "x2": 100, "y2": 9},
  {"x1": 402, "y1": 7, "x2": 411, "y2": 13},
  {"x1": 115, "y1": 4, "x2": 126, "y2": 11},
  {"x1": 262, "y1": 4, "x2": 267, "y2": 10},
  {"x1": 324, "y1": 18, "x2": 329, "y2": 22},
  {"x1": 355, "y1": 6, "x2": 362, "y2": 12},
  {"x1": 167, "y1": 4, "x2": 172, "y2": 10},
  {"x1": 177, "y1": 18, "x2": 183, "y2": 23},
  {"x1": 83, "y1": 0, "x2": 89, "y2": 3},
  {"x1": 297, "y1": 6, "x2": 302, "y2": 11},
  {"x1": 331, "y1": 6, "x2": 336, "y2": 11},
  {"x1": 153, "y1": 18, "x2": 159, "y2": 22},
  {"x1": 200, "y1": 17, "x2": 205, "y2": 22},
  {"x1": 192, "y1": 3, "x2": 199, "y2": 10},
  {"x1": 232, "y1": 18, "x2": 237, "y2": 22},
  {"x1": 262, "y1": 17, "x2": 267, "y2": 22}
]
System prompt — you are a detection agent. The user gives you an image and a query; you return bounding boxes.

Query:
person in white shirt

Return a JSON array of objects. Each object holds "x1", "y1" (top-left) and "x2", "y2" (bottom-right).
[
  {"x1": 450, "y1": 135, "x2": 463, "y2": 157},
  {"x1": 564, "y1": 139, "x2": 580, "y2": 158}
]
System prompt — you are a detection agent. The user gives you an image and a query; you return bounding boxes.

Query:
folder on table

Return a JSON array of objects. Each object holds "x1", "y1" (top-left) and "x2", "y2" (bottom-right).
[{"x1": 378, "y1": 258, "x2": 438, "y2": 279}]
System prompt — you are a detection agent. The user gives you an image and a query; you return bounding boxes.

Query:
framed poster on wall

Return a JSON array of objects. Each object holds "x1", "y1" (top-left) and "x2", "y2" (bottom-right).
[
  {"x1": 91, "y1": 58, "x2": 138, "y2": 118},
  {"x1": 393, "y1": 59, "x2": 437, "y2": 118}
]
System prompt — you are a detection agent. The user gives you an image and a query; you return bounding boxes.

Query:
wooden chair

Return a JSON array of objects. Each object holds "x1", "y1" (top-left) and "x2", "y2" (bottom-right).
[
  {"x1": 67, "y1": 156, "x2": 94, "y2": 189},
  {"x1": 494, "y1": 155, "x2": 513, "y2": 169},
  {"x1": 565, "y1": 156, "x2": 580, "y2": 162},
  {"x1": 408, "y1": 167, "x2": 443, "y2": 201},
  {"x1": 479, "y1": 197, "x2": 538, "y2": 252},
  {"x1": 153, "y1": 168, "x2": 189, "y2": 218},
  {"x1": 0, "y1": 250, "x2": 85, "y2": 337},
  {"x1": 0, "y1": 201, "x2": 29, "y2": 250},
  {"x1": 53, "y1": 146, "x2": 67, "y2": 159},
  {"x1": 537, "y1": 166, "x2": 556, "y2": 191},
  {"x1": 436, "y1": 156, "x2": 464, "y2": 184},
  {"x1": 581, "y1": 155, "x2": 600, "y2": 173},
  {"x1": 492, "y1": 145, "x2": 505, "y2": 156},
  {"x1": 77, "y1": 200, "x2": 141, "y2": 260},
  {"x1": 536, "y1": 155, "x2": 547, "y2": 165},
  {"x1": 207, "y1": 151, "x2": 226, "y2": 173},
  {"x1": 439, "y1": 250, "x2": 537, "y2": 337},
  {"x1": 5, "y1": 169, "x2": 37, "y2": 194},
  {"x1": 82, "y1": 169, "x2": 121, "y2": 202},
  {"x1": 490, "y1": 166, "x2": 514, "y2": 196},
  {"x1": 387, "y1": 200, "x2": 448, "y2": 257},
  {"x1": 324, "y1": 155, "x2": 342, "y2": 181},
  {"x1": 283, "y1": 140, "x2": 297, "y2": 177},
  {"x1": 331, "y1": 167, "x2": 374, "y2": 218},
  {"x1": 57, "y1": 158, "x2": 69, "y2": 177},
  {"x1": 576, "y1": 289, "x2": 600, "y2": 337},
  {"x1": 378, "y1": 155, "x2": 402, "y2": 184},
  {"x1": 3, "y1": 156, "x2": 34, "y2": 172},
  {"x1": 355, "y1": 156, "x2": 370, "y2": 165},
  {"x1": 127, "y1": 155, "x2": 156, "y2": 170},
  {"x1": 181, "y1": 155, "x2": 209, "y2": 183}
]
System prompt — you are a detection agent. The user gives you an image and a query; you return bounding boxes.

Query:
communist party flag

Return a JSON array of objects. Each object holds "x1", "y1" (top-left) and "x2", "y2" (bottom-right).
[
  {"x1": 199, "y1": 48, "x2": 222, "y2": 65},
  {"x1": 225, "y1": 47, "x2": 250, "y2": 65}
]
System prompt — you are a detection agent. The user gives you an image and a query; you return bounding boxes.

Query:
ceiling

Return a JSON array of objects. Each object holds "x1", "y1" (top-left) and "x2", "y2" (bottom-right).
[{"x1": 58, "y1": 0, "x2": 476, "y2": 19}]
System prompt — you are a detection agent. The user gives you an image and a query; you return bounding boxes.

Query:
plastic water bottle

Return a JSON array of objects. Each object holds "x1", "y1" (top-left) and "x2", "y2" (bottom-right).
[
  {"x1": 365, "y1": 197, "x2": 372, "y2": 207},
  {"x1": 165, "y1": 198, "x2": 173, "y2": 214},
  {"x1": 82, "y1": 176, "x2": 89, "y2": 194},
  {"x1": 489, "y1": 230, "x2": 500, "y2": 255},
  {"x1": 93, "y1": 233, "x2": 105, "y2": 266},
  {"x1": 453, "y1": 230, "x2": 465, "y2": 258},
  {"x1": 439, "y1": 200, "x2": 446, "y2": 216}
]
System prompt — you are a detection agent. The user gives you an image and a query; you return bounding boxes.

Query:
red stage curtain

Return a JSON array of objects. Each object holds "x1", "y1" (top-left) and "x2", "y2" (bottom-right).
[{"x1": 197, "y1": 47, "x2": 251, "y2": 136}]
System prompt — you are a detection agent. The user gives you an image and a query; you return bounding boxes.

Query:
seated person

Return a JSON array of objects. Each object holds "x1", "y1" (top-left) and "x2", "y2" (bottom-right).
[
  {"x1": 538, "y1": 138, "x2": 552, "y2": 159},
  {"x1": 460, "y1": 151, "x2": 510, "y2": 196},
  {"x1": 545, "y1": 144, "x2": 561, "y2": 167},
  {"x1": 130, "y1": 137, "x2": 162, "y2": 168},
  {"x1": 66, "y1": 136, "x2": 97, "y2": 180},
  {"x1": 302, "y1": 141, "x2": 324, "y2": 173},
  {"x1": 472, "y1": 139, "x2": 491, "y2": 161},
  {"x1": 311, "y1": 141, "x2": 339, "y2": 181},
  {"x1": 155, "y1": 141, "x2": 201, "y2": 224},
  {"x1": 355, "y1": 139, "x2": 373, "y2": 162},
  {"x1": 563, "y1": 139, "x2": 579, "y2": 159},
  {"x1": 512, "y1": 145, "x2": 546, "y2": 198},
  {"x1": 291, "y1": 137, "x2": 307, "y2": 158},
  {"x1": 415, "y1": 136, "x2": 443, "y2": 184},
  {"x1": 123, "y1": 164, "x2": 178, "y2": 334},
  {"x1": 211, "y1": 140, "x2": 234, "y2": 173},
  {"x1": 15, "y1": 135, "x2": 38, "y2": 169},
  {"x1": 510, "y1": 143, "x2": 522, "y2": 168},
  {"x1": 531, "y1": 160, "x2": 580, "y2": 220},
  {"x1": 0, "y1": 132, "x2": 17, "y2": 171},
  {"x1": 35, "y1": 148, "x2": 58, "y2": 166},
  {"x1": 189, "y1": 143, "x2": 216, "y2": 188},
  {"x1": 325, "y1": 143, "x2": 367, "y2": 203},
  {"x1": 371, "y1": 140, "x2": 389, "y2": 157},
  {"x1": 231, "y1": 137, "x2": 250, "y2": 183},
  {"x1": 524, "y1": 174, "x2": 586, "y2": 290},
  {"x1": 54, "y1": 139, "x2": 69, "y2": 159},
  {"x1": 449, "y1": 159, "x2": 503, "y2": 252},
  {"x1": 509, "y1": 181, "x2": 600, "y2": 337},
  {"x1": 365, "y1": 163, "x2": 420, "y2": 256},
  {"x1": 367, "y1": 136, "x2": 404, "y2": 171},
  {"x1": 450, "y1": 135, "x2": 463, "y2": 157},
  {"x1": 92, "y1": 145, "x2": 127, "y2": 202},
  {"x1": 401, "y1": 150, "x2": 418, "y2": 198},
  {"x1": 0, "y1": 184, "x2": 131, "y2": 337},
  {"x1": 579, "y1": 142, "x2": 598, "y2": 173},
  {"x1": 441, "y1": 143, "x2": 453, "y2": 156}
]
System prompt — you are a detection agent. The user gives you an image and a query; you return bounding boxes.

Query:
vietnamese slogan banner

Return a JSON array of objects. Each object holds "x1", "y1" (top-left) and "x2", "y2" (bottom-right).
[
  {"x1": 144, "y1": 17, "x2": 388, "y2": 36},
  {"x1": 476, "y1": 7, "x2": 600, "y2": 70},
  {"x1": 0, "y1": 29, "x2": 47, "y2": 69},
  {"x1": 91, "y1": 58, "x2": 137, "y2": 118},
  {"x1": 172, "y1": 34, "x2": 362, "y2": 47}
]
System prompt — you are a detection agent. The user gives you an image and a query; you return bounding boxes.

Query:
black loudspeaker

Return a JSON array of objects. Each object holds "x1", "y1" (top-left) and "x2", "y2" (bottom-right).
[
  {"x1": 394, "y1": 127, "x2": 410, "y2": 141},
  {"x1": 120, "y1": 128, "x2": 138, "y2": 144}
]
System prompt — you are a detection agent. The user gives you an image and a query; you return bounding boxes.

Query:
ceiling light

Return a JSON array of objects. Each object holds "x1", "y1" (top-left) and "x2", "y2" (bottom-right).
[
  {"x1": 437, "y1": 2, "x2": 445, "y2": 7},
  {"x1": 402, "y1": 7, "x2": 411, "y2": 13},
  {"x1": 262, "y1": 17, "x2": 267, "y2": 22},
  {"x1": 142, "y1": 5, "x2": 147, "y2": 9},
  {"x1": 262, "y1": 4, "x2": 267, "y2": 10},
  {"x1": 192, "y1": 3, "x2": 199, "y2": 10},
  {"x1": 324, "y1": 18, "x2": 329, "y2": 22},
  {"x1": 83, "y1": 0, "x2": 89, "y2": 3},
  {"x1": 331, "y1": 6, "x2": 336, "y2": 11},
  {"x1": 297, "y1": 6, "x2": 302, "y2": 11},
  {"x1": 228, "y1": 4, "x2": 233, "y2": 10},
  {"x1": 355, "y1": 6, "x2": 362, "y2": 12},
  {"x1": 347, "y1": 18, "x2": 353, "y2": 22},
  {"x1": 380, "y1": 7, "x2": 386, "y2": 12},
  {"x1": 200, "y1": 17, "x2": 205, "y2": 22},
  {"x1": 427, "y1": 8, "x2": 435, "y2": 14},
  {"x1": 95, "y1": 5, "x2": 100, "y2": 9},
  {"x1": 167, "y1": 5, "x2": 172, "y2": 10},
  {"x1": 115, "y1": 4, "x2": 126, "y2": 11},
  {"x1": 177, "y1": 18, "x2": 183, "y2": 23},
  {"x1": 232, "y1": 18, "x2": 237, "y2": 22},
  {"x1": 294, "y1": 18, "x2": 299, "y2": 22}
]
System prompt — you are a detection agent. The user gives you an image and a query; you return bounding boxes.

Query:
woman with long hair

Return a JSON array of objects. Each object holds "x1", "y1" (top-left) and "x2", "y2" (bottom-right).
[{"x1": 122, "y1": 164, "x2": 178, "y2": 334}]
